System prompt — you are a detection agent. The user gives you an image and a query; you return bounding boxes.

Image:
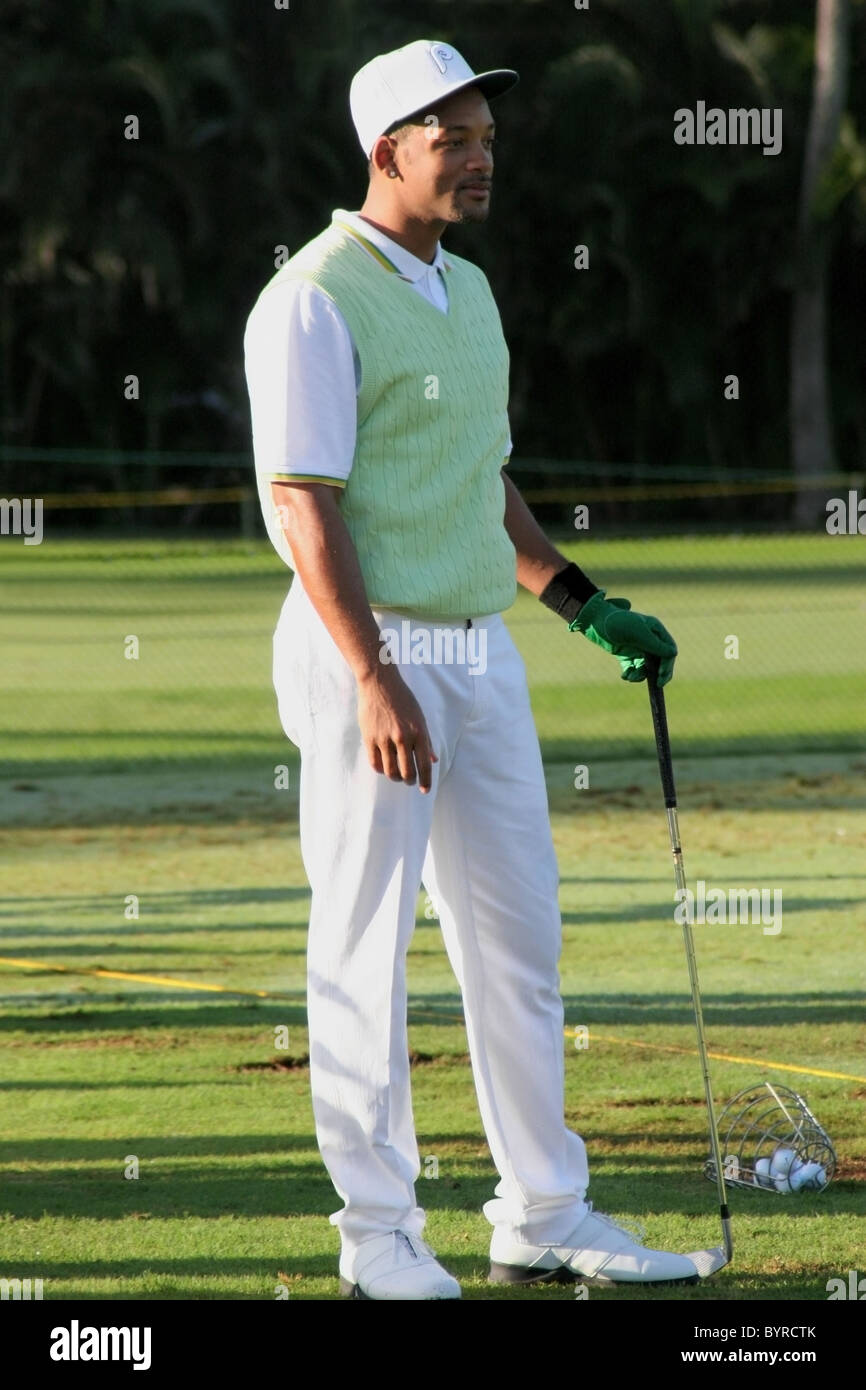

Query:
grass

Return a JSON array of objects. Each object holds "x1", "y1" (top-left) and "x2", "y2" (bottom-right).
[
  {"x1": 3, "y1": 533, "x2": 864, "y2": 774},
  {"x1": 0, "y1": 535, "x2": 864, "y2": 1301}
]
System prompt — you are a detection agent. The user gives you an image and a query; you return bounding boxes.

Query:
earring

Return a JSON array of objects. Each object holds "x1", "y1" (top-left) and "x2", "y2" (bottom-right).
[{"x1": 388, "y1": 167, "x2": 398, "y2": 178}]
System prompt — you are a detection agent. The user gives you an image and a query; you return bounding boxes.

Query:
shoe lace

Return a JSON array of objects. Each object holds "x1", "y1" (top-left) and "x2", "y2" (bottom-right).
[
  {"x1": 396, "y1": 1230, "x2": 434, "y2": 1260},
  {"x1": 586, "y1": 1201, "x2": 647, "y2": 1246}
]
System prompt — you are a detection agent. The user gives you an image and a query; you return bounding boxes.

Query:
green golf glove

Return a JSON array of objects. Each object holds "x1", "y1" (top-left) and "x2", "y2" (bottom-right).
[{"x1": 569, "y1": 591, "x2": 677, "y2": 686}]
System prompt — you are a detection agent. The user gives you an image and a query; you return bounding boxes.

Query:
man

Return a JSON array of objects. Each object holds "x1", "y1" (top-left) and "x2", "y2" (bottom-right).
[{"x1": 245, "y1": 39, "x2": 704, "y2": 1300}]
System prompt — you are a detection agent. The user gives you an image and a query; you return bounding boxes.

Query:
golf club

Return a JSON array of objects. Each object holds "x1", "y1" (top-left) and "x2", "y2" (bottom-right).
[{"x1": 645, "y1": 656, "x2": 734, "y2": 1274}]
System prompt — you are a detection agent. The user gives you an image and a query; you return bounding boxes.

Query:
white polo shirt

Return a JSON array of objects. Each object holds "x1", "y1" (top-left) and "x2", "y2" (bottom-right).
[{"x1": 244, "y1": 208, "x2": 512, "y2": 491}]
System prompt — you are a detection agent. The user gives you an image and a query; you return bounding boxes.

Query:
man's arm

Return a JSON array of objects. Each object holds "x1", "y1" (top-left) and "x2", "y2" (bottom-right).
[
  {"x1": 272, "y1": 481, "x2": 438, "y2": 791},
  {"x1": 273, "y1": 480, "x2": 385, "y2": 683},
  {"x1": 502, "y1": 470, "x2": 573, "y2": 597},
  {"x1": 500, "y1": 469, "x2": 677, "y2": 683}
]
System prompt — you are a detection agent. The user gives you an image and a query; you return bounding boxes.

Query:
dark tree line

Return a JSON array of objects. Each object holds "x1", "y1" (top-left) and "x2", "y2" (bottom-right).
[{"x1": 0, "y1": 0, "x2": 863, "y2": 524}]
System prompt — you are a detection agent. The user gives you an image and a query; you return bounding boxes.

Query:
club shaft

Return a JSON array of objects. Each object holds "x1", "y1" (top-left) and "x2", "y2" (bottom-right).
[{"x1": 648, "y1": 670, "x2": 733, "y2": 1263}]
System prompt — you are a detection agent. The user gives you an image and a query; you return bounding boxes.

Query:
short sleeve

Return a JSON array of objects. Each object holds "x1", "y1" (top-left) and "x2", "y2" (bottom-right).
[{"x1": 244, "y1": 278, "x2": 360, "y2": 488}]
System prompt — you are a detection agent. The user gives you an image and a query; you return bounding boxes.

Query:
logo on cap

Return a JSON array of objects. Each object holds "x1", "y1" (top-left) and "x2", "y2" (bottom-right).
[{"x1": 429, "y1": 44, "x2": 454, "y2": 76}]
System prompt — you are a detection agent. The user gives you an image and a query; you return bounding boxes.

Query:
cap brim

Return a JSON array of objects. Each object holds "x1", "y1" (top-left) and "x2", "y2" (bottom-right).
[
  {"x1": 468, "y1": 68, "x2": 520, "y2": 101},
  {"x1": 393, "y1": 68, "x2": 519, "y2": 133}
]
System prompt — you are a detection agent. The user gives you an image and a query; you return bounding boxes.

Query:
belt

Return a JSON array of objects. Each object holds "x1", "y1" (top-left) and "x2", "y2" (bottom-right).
[{"x1": 370, "y1": 608, "x2": 475, "y2": 629}]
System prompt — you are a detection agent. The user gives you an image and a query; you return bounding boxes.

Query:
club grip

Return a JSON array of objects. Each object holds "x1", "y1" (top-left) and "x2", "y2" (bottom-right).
[{"x1": 645, "y1": 657, "x2": 677, "y2": 808}]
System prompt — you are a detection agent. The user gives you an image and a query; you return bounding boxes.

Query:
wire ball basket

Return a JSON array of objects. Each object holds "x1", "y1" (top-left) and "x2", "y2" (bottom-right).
[{"x1": 705, "y1": 1081, "x2": 836, "y2": 1194}]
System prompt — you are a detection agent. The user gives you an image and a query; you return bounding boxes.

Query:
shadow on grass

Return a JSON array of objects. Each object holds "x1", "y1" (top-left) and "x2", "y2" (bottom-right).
[
  {"x1": 0, "y1": 1079, "x2": 245, "y2": 1090},
  {"x1": 560, "y1": 896, "x2": 863, "y2": 927},
  {"x1": 539, "y1": 734, "x2": 866, "y2": 777},
  {"x1": 1, "y1": 989, "x2": 864, "y2": 1033},
  {"x1": 0, "y1": 1000, "x2": 308, "y2": 1033},
  {"x1": 556, "y1": 874, "x2": 866, "y2": 885},
  {"x1": 0, "y1": 926, "x2": 307, "y2": 945},
  {"x1": 413, "y1": 989, "x2": 866, "y2": 1031},
  {"x1": 0, "y1": 944, "x2": 307, "y2": 962},
  {"x1": 12, "y1": 1264, "x2": 844, "y2": 1302},
  {"x1": 3, "y1": 732, "x2": 866, "y2": 803},
  {"x1": 1, "y1": 1145, "x2": 861, "y2": 1228},
  {"x1": 1, "y1": 888, "x2": 308, "y2": 912},
  {"x1": 561, "y1": 991, "x2": 866, "y2": 1029}
]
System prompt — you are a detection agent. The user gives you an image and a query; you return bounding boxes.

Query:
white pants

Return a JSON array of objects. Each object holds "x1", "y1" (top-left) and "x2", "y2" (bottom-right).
[{"x1": 273, "y1": 579, "x2": 590, "y2": 1259}]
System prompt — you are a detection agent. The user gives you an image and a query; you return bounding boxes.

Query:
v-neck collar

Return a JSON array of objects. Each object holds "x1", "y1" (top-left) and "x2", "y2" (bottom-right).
[
  {"x1": 333, "y1": 218, "x2": 414, "y2": 280},
  {"x1": 332, "y1": 214, "x2": 451, "y2": 289},
  {"x1": 332, "y1": 211, "x2": 449, "y2": 279},
  {"x1": 333, "y1": 219, "x2": 455, "y2": 322}
]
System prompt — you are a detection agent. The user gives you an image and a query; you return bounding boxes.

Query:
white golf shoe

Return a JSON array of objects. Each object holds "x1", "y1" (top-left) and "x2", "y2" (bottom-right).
[
  {"x1": 489, "y1": 1204, "x2": 703, "y2": 1287},
  {"x1": 339, "y1": 1230, "x2": 462, "y2": 1300}
]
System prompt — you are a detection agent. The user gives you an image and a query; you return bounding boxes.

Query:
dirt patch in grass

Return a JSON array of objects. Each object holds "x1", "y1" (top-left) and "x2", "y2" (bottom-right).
[
  {"x1": 835, "y1": 1157, "x2": 866, "y2": 1181},
  {"x1": 20, "y1": 1033, "x2": 186, "y2": 1050},
  {"x1": 232, "y1": 1049, "x2": 471, "y2": 1074},
  {"x1": 408, "y1": 1050, "x2": 471, "y2": 1067},
  {"x1": 235, "y1": 1056, "x2": 310, "y2": 1072},
  {"x1": 608, "y1": 1096, "x2": 705, "y2": 1107}
]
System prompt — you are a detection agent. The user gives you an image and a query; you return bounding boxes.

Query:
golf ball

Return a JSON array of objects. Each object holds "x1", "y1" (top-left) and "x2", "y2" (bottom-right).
[
  {"x1": 788, "y1": 1160, "x2": 828, "y2": 1192},
  {"x1": 753, "y1": 1157, "x2": 774, "y2": 1189},
  {"x1": 769, "y1": 1146, "x2": 798, "y2": 1192}
]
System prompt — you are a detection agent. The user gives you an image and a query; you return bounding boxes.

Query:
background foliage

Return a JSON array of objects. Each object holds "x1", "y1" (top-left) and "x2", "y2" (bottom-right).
[{"x1": 1, "y1": 0, "x2": 865, "y2": 521}]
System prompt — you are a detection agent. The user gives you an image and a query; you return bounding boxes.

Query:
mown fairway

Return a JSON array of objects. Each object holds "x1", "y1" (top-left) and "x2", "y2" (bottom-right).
[{"x1": 1, "y1": 536, "x2": 864, "y2": 1300}]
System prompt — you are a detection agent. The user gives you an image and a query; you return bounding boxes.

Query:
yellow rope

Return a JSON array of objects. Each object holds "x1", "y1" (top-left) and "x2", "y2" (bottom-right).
[
  {"x1": 0, "y1": 956, "x2": 273, "y2": 998},
  {"x1": 2, "y1": 955, "x2": 863, "y2": 1084},
  {"x1": 563, "y1": 1027, "x2": 866, "y2": 1085}
]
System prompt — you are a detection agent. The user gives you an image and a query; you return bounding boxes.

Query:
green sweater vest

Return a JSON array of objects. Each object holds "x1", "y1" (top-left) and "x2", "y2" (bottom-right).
[{"x1": 262, "y1": 222, "x2": 517, "y2": 619}]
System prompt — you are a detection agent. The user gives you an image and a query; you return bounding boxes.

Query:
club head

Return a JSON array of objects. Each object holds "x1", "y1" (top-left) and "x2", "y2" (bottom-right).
[{"x1": 686, "y1": 1245, "x2": 730, "y2": 1278}]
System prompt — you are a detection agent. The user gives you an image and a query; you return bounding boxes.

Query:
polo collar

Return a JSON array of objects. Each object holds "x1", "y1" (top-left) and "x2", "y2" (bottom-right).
[{"x1": 332, "y1": 209, "x2": 451, "y2": 282}]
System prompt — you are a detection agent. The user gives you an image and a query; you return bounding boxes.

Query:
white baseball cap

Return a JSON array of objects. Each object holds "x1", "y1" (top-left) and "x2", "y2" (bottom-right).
[{"x1": 350, "y1": 39, "x2": 518, "y2": 157}]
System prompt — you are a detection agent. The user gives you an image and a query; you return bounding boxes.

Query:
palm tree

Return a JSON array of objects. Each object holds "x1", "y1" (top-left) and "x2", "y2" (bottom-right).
[{"x1": 790, "y1": 0, "x2": 851, "y2": 526}]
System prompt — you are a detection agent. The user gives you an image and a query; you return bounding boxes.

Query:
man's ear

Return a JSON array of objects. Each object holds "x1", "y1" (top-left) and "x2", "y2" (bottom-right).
[{"x1": 369, "y1": 132, "x2": 398, "y2": 178}]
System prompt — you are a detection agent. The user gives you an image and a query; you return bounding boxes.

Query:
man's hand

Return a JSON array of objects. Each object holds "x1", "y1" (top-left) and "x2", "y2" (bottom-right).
[
  {"x1": 270, "y1": 480, "x2": 438, "y2": 790},
  {"x1": 570, "y1": 591, "x2": 678, "y2": 686},
  {"x1": 357, "y1": 665, "x2": 439, "y2": 792}
]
